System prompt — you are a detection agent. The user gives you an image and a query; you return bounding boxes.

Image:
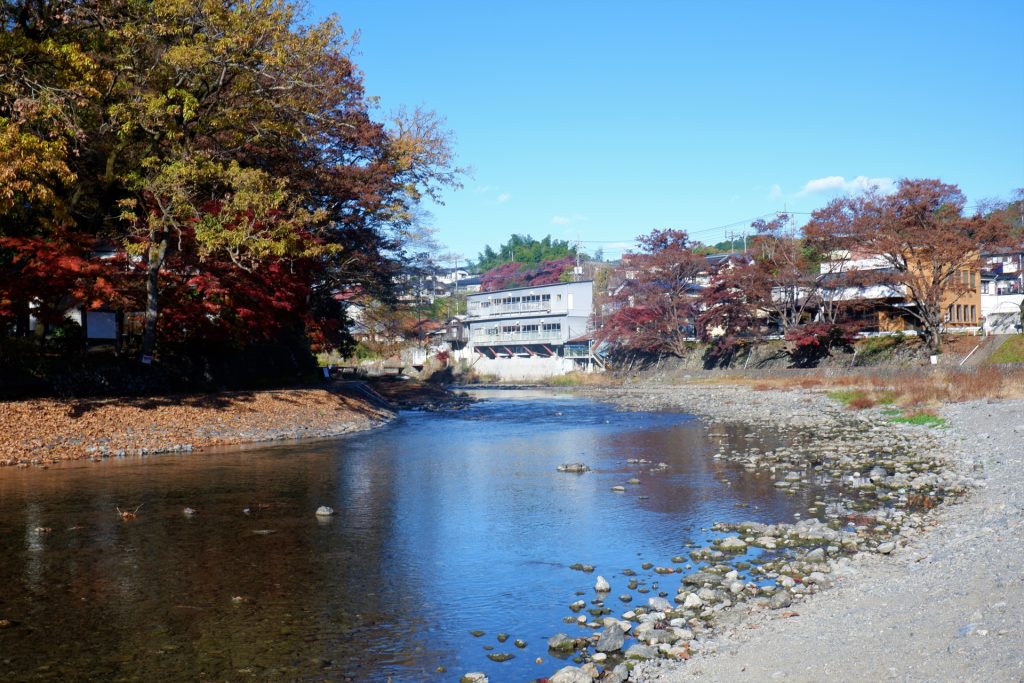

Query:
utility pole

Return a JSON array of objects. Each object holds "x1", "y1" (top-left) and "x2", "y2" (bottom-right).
[{"x1": 573, "y1": 238, "x2": 583, "y2": 281}]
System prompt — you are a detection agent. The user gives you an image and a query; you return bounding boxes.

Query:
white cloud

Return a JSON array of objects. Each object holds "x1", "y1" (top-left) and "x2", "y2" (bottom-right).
[
  {"x1": 550, "y1": 213, "x2": 588, "y2": 226},
  {"x1": 797, "y1": 175, "x2": 894, "y2": 196},
  {"x1": 769, "y1": 184, "x2": 784, "y2": 201},
  {"x1": 496, "y1": 192, "x2": 511, "y2": 203},
  {"x1": 474, "y1": 185, "x2": 492, "y2": 193}
]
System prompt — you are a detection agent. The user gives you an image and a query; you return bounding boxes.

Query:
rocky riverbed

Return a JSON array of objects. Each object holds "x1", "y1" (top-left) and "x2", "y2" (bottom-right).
[{"x1": 489, "y1": 383, "x2": 1020, "y2": 683}]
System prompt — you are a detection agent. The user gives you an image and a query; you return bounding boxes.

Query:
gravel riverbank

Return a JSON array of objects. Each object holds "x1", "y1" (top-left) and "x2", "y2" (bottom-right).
[
  {"x1": 636, "y1": 393, "x2": 1024, "y2": 683},
  {"x1": 533, "y1": 384, "x2": 1022, "y2": 683},
  {"x1": 0, "y1": 385, "x2": 395, "y2": 465}
]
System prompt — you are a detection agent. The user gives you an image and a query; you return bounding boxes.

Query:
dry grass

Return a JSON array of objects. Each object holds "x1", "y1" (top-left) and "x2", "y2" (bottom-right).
[
  {"x1": 544, "y1": 371, "x2": 617, "y2": 387},
  {"x1": 710, "y1": 365, "x2": 1024, "y2": 409}
]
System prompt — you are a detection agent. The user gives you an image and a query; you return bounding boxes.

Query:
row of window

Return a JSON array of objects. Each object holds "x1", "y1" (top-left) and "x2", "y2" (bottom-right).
[
  {"x1": 475, "y1": 294, "x2": 557, "y2": 308},
  {"x1": 479, "y1": 323, "x2": 562, "y2": 336},
  {"x1": 947, "y1": 304, "x2": 977, "y2": 323},
  {"x1": 946, "y1": 270, "x2": 977, "y2": 290}
]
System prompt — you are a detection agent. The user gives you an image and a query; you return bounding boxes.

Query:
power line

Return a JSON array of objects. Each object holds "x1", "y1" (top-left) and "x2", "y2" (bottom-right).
[{"x1": 568, "y1": 211, "x2": 785, "y2": 250}]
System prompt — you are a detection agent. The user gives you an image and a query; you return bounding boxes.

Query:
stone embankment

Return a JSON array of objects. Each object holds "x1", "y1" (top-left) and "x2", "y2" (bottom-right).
[
  {"x1": 511, "y1": 384, "x2": 1021, "y2": 683},
  {"x1": 0, "y1": 385, "x2": 395, "y2": 465}
]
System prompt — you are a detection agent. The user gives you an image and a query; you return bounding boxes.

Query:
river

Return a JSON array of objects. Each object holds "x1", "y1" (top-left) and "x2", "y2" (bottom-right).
[{"x1": 0, "y1": 389, "x2": 825, "y2": 682}]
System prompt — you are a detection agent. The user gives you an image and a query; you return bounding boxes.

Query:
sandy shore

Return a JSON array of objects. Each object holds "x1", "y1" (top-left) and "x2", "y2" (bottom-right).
[
  {"x1": 0, "y1": 384, "x2": 395, "y2": 465},
  {"x1": 587, "y1": 385, "x2": 1024, "y2": 683}
]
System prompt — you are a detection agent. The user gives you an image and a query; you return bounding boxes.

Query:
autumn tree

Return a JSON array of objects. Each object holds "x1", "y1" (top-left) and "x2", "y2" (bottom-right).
[
  {"x1": 0, "y1": 0, "x2": 461, "y2": 365},
  {"x1": 696, "y1": 258, "x2": 763, "y2": 338},
  {"x1": 808, "y1": 179, "x2": 1007, "y2": 352},
  {"x1": 0, "y1": 0, "x2": 110, "y2": 334},
  {"x1": 597, "y1": 229, "x2": 706, "y2": 356},
  {"x1": 480, "y1": 256, "x2": 575, "y2": 292}
]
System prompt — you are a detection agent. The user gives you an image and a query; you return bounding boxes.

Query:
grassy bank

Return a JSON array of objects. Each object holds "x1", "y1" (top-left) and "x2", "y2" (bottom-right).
[{"x1": 987, "y1": 335, "x2": 1024, "y2": 364}]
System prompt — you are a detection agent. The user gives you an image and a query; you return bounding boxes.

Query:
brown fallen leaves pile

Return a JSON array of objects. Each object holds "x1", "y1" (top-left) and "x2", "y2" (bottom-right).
[{"x1": 0, "y1": 388, "x2": 393, "y2": 465}]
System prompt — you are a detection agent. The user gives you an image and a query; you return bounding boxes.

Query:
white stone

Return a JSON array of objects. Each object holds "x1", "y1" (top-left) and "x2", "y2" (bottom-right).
[
  {"x1": 549, "y1": 666, "x2": 593, "y2": 683},
  {"x1": 719, "y1": 536, "x2": 748, "y2": 551},
  {"x1": 594, "y1": 575, "x2": 611, "y2": 592}
]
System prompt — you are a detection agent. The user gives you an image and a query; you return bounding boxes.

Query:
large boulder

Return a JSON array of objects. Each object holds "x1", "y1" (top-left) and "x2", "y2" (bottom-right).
[
  {"x1": 624, "y1": 643, "x2": 659, "y2": 660},
  {"x1": 595, "y1": 624, "x2": 626, "y2": 652},
  {"x1": 648, "y1": 596, "x2": 672, "y2": 611},
  {"x1": 549, "y1": 666, "x2": 593, "y2": 683}
]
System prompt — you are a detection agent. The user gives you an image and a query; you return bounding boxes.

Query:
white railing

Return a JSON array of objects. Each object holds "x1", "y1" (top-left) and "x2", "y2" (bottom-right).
[
  {"x1": 467, "y1": 301, "x2": 561, "y2": 317},
  {"x1": 472, "y1": 330, "x2": 563, "y2": 344}
]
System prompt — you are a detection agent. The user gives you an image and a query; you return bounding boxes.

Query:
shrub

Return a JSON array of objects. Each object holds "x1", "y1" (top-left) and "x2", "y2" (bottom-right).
[
  {"x1": 784, "y1": 323, "x2": 856, "y2": 368},
  {"x1": 703, "y1": 335, "x2": 746, "y2": 369}
]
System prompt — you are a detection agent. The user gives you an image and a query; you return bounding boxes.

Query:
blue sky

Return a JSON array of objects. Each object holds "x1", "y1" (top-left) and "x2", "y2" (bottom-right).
[{"x1": 311, "y1": 1, "x2": 1024, "y2": 264}]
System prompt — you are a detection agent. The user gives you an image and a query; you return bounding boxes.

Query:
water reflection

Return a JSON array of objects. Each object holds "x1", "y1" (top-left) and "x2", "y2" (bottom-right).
[{"x1": 0, "y1": 391, "x2": 822, "y2": 682}]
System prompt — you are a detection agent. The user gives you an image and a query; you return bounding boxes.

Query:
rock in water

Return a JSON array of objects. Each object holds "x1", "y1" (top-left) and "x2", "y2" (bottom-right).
[
  {"x1": 717, "y1": 536, "x2": 747, "y2": 552},
  {"x1": 460, "y1": 674, "x2": 488, "y2": 683},
  {"x1": 547, "y1": 633, "x2": 576, "y2": 652},
  {"x1": 595, "y1": 624, "x2": 626, "y2": 652},
  {"x1": 648, "y1": 596, "x2": 672, "y2": 611},
  {"x1": 486, "y1": 652, "x2": 514, "y2": 662},
  {"x1": 315, "y1": 506, "x2": 335, "y2": 517},
  {"x1": 594, "y1": 575, "x2": 611, "y2": 592}
]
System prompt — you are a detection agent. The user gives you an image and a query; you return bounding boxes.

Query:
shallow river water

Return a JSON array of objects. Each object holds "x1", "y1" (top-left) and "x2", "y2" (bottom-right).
[{"x1": 0, "y1": 390, "x2": 825, "y2": 682}]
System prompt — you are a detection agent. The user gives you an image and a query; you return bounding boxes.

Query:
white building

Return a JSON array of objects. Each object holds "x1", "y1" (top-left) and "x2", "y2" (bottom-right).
[
  {"x1": 461, "y1": 280, "x2": 594, "y2": 379},
  {"x1": 981, "y1": 249, "x2": 1024, "y2": 333}
]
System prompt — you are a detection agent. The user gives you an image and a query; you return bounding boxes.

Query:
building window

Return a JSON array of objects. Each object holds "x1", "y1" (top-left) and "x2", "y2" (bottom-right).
[
  {"x1": 971, "y1": 305, "x2": 976, "y2": 322},
  {"x1": 970, "y1": 271, "x2": 976, "y2": 289}
]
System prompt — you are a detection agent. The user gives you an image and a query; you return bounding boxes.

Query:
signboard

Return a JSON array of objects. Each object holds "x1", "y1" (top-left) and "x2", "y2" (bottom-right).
[{"x1": 86, "y1": 311, "x2": 117, "y2": 339}]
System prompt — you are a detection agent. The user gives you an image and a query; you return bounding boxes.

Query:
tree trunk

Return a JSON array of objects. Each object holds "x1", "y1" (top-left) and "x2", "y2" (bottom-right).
[
  {"x1": 13, "y1": 299, "x2": 31, "y2": 338},
  {"x1": 140, "y1": 235, "x2": 168, "y2": 361},
  {"x1": 922, "y1": 316, "x2": 942, "y2": 354}
]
